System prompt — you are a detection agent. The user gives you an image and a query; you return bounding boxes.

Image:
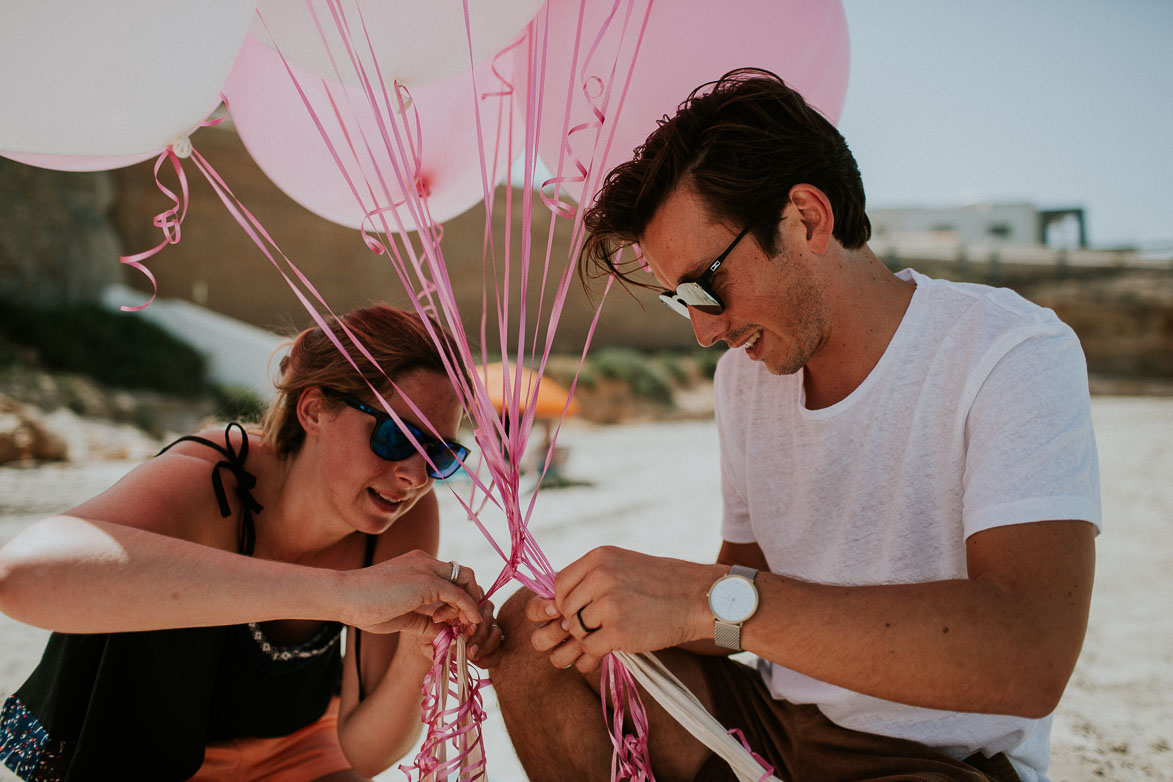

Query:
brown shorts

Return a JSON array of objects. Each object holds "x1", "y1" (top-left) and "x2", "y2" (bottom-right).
[{"x1": 693, "y1": 657, "x2": 1022, "y2": 782}]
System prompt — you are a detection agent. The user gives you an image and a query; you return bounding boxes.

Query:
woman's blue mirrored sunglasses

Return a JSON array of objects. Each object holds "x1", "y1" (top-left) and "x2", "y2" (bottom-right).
[{"x1": 325, "y1": 389, "x2": 469, "y2": 480}]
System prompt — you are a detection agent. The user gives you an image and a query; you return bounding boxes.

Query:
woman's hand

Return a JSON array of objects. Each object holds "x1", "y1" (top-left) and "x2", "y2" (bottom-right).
[
  {"x1": 465, "y1": 598, "x2": 504, "y2": 668},
  {"x1": 401, "y1": 595, "x2": 504, "y2": 668},
  {"x1": 341, "y1": 550, "x2": 484, "y2": 636}
]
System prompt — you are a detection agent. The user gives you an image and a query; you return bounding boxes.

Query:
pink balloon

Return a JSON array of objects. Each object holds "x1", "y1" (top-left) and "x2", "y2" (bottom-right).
[
  {"x1": 0, "y1": 150, "x2": 158, "y2": 172},
  {"x1": 521, "y1": 0, "x2": 850, "y2": 206},
  {"x1": 224, "y1": 34, "x2": 524, "y2": 230}
]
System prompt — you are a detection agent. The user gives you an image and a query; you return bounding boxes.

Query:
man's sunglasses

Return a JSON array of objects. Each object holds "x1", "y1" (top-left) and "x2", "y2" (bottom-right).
[
  {"x1": 658, "y1": 225, "x2": 751, "y2": 320},
  {"x1": 324, "y1": 389, "x2": 469, "y2": 480}
]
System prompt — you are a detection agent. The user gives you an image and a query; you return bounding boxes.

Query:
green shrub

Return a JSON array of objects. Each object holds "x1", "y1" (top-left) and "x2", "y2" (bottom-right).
[
  {"x1": 543, "y1": 353, "x2": 597, "y2": 390},
  {"x1": 653, "y1": 351, "x2": 693, "y2": 385},
  {"x1": 694, "y1": 346, "x2": 727, "y2": 379},
  {"x1": 213, "y1": 384, "x2": 268, "y2": 423},
  {"x1": 591, "y1": 347, "x2": 673, "y2": 405},
  {"x1": 0, "y1": 332, "x2": 24, "y2": 369},
  {"x1": 0, "y1": 301, "x2": 207, "y2": 396}
]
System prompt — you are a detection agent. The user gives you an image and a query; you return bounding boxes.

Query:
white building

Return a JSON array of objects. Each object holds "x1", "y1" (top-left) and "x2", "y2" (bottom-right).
[{"x1": 867, "y1": 203, "x2": 1086, "y2": 248}]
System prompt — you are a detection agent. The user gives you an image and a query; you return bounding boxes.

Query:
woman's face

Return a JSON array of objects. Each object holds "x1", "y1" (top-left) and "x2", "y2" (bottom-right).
[{"x1": 312, "y1": 369, "x2": 463, "y2": 536}]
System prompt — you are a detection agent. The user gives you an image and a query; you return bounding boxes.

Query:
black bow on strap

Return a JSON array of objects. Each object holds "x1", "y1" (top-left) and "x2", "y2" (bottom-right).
[{"x1": 156, "y1": 422, "x2": 265, "y2": 556}]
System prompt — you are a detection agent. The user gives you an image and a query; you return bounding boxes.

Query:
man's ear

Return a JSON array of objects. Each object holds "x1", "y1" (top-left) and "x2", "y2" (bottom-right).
[
  {"x1": 297, "y1": 387, "x2": 327, "y2": 437},
  {"x1": 787, "y1": 184, "x2": 834, "y2": 254}
]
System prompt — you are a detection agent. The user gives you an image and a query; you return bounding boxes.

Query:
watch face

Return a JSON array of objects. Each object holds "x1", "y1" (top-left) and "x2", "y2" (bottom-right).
[{"x1": 709, "y1": 575, "x2": 759, "y2": 623}]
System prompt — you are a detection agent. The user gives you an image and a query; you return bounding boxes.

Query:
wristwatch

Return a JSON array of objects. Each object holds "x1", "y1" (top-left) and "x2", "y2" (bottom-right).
[{"x1": 707, "y1": 564, "x2": 759, "y2": 651}]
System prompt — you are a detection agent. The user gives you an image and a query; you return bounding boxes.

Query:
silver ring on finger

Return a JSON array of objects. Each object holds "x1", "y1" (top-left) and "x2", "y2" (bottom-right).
[{"x1": 448, "y1": 560, "x2": 461, "y2": 583}]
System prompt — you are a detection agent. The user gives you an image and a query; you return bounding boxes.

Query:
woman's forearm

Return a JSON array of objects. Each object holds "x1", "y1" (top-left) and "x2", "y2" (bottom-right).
[
  {"x1": 338, "y1": 640, "x2": 435, "y2": 776},
  {"x1": 0, "y1": 515, "x2": 346, "y2": 633}
]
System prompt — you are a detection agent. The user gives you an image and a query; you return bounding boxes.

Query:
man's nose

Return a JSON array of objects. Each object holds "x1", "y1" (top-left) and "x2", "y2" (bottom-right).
[{"x1": 690, "y1": 309, "x2": 726, "y2": 348}]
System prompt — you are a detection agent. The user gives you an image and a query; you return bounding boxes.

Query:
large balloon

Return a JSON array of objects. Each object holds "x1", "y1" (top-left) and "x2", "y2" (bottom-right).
[
  {"x1": 251, "y1": 0, "x2": 542, "y2": 89},
  {"x1": 522, "y1": 0, "x2": 850, "y2": 206},
  {"x1": 0, "y1": 0, "x2": 256, "y2": 168},
  {"x1": 224, "y1": 34, "x2": 524, "y2": 230},
  {"x1": 0, "y1": 150, "x2": 159, "y2": 173}
]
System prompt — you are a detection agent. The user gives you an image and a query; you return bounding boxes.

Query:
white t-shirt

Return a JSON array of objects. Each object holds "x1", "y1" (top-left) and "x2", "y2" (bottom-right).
[{"x1": 716, "y1": 268, "x2": 1101, "y2": 782}]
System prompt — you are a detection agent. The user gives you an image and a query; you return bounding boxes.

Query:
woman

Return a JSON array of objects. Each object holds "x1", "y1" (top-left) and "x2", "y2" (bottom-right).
[{"x1": 0, "y1": 304, "x2": 501, "y2": 781}]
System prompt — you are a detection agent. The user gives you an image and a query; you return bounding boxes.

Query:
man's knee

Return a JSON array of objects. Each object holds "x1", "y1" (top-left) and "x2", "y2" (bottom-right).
[
  {"x1": 496, "y1": 585, "x2": 534, "y2": 638},
  {"x1": 488, "y1": 587, "x2": 542, "y2": 685},
  {"x1": 495, "y1": 586, "x2": 540, "y2": 658}
]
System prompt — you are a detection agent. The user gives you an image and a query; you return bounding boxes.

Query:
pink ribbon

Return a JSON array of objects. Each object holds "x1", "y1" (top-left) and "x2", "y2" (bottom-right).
[
  {"x1": 400, "y1": 626, "x2": 491, "y2": 781},
  {"x1": 602, "y1": 654, "x2": 655, "y2": 781},
  {"x1": 117, "y1": 104, "x2": 230, "y2": 312},
  {"x1": 116, "y1": 148, "x2": 188, "y2": 311},
  {"x1": 726, "y1": 728, "x2": 777, "y2": 782}
]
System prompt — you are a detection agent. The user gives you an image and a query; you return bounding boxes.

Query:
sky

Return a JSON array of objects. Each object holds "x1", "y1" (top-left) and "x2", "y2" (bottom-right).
[{"x1": 837, "y1": 0, "x2": 1173, "y2": 250}]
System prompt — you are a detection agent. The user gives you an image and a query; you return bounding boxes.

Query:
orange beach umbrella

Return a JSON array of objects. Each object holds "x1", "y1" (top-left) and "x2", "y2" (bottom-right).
[{"x1": 478, "y1": 362, "x2": 580, "y2": 419}]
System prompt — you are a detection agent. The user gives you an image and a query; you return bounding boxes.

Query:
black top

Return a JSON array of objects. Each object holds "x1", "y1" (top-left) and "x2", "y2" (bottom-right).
[{"x1": 0, "y1": 423, "x2": 376, "y2": 781}]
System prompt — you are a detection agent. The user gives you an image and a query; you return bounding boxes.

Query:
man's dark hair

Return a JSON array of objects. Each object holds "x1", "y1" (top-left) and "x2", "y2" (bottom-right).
[{"x1": 580, "y1": 68, "x2": 870, "y2": 288}]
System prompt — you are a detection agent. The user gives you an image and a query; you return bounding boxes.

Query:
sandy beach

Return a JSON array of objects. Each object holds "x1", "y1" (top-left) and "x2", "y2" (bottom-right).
[{"x1": 1, "y1": 396, "x2": 1170, "y2": 781}]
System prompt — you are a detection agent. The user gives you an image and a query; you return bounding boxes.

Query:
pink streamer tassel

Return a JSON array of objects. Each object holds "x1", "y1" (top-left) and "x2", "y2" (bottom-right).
[
  {"x1": 602, "y1": 655, "x2": 656, "y2": 781},
  {"x1": 402, "y1": 627, "x2": 489, "y2": 781}
]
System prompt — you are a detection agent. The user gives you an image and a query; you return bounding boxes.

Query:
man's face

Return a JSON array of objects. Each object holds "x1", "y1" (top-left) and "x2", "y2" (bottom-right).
[{"x1": 639, "y1": 183, "x2": 828, "y2": 376}]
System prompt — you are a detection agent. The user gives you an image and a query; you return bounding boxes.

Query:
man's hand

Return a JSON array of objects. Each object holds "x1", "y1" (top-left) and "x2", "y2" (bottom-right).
[
  {"x1": 525, "y1": 593, "x2": 602, "y2": 673},
  {"x1": 526, "y1": 547, "x2": 723, "y2": 672}
]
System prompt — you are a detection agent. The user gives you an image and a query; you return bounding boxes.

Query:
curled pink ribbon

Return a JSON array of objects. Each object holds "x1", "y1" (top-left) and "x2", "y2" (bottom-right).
[
  {"x1": 116, "y1": 148, "x2": 188, "y2": 312},
  {"x1": 117, "y1": 101, "x2": 230, "y2": 312},
  {"x1": 401, "y1": 626, "x2": 490, "y2": 781}
]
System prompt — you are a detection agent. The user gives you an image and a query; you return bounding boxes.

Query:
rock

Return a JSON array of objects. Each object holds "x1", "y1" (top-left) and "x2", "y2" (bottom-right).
[
  {"x1": 39, "y1": 407, "x2": 163, "y2": 462},
  {"x1": 0, "y1": 395, "x2": 68, "y2": 463}
]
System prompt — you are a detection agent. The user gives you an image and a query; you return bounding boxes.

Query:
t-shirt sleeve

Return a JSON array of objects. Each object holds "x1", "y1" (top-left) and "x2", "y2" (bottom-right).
[
  {"x1": 716, "y1": 354, "x2": 756, "y2": 544},
  {"x1": 961, "y1": 321, "x2": 1102, "y2": 538}
]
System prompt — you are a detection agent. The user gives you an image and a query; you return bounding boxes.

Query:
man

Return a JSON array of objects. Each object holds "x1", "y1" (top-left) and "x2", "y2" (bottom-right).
[{"x1": 489, "y1": 69, "x2": 1099, "y2": 782}]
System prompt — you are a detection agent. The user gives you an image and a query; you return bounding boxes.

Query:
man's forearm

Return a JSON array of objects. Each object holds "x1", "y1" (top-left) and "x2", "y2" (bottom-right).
[{"x1": 730, "y1": 521, "x2": 1095, "y2": 718}]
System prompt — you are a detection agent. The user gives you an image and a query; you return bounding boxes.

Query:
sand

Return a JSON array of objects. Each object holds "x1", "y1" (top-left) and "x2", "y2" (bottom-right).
[{"x1": 1, "y1": 396, "x2": 1169, "y2": 781}]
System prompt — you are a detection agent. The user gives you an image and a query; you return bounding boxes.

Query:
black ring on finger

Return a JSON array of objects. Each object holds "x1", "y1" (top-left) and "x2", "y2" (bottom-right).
[{"x1": 577, "y1": 606, "x2": 601, "y2": 634}]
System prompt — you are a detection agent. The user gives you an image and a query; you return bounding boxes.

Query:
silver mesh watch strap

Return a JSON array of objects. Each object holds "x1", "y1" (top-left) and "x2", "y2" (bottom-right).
[
  {"x1": 714, "y1": 620, "x2": 743, "y2": 650},
  {"x1": 713, "y1": 565, "x2": 758, "y2": 651}
]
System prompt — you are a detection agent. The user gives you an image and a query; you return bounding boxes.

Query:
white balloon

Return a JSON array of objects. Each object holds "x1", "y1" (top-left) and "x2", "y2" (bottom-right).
[
  {"x1": 251, "y1": 0, "x2": 541, "y2": 89},
  {"x1": 0, "y1": 0, "x2": 257, "y2": 158}
]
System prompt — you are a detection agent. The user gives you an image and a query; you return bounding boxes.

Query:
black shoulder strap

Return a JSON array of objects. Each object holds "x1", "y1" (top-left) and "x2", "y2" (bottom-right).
[{"x1": 156, "y1": 423, "x2": 264, "y2": 556}]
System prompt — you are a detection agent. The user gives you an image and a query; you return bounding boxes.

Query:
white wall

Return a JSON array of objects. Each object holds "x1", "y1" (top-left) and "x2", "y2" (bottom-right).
[
  {"x1": 869, "y1": 203, "x2": 1039, "y2": 245},
  {"x1": 101, "y1": 284, "x2": 289, "y2": 400}
]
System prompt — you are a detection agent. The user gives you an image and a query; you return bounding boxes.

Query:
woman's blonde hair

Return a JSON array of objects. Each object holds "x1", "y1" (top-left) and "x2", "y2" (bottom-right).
[{"x1": 261, "y1": 304, "x2": 462, "y2": 458}]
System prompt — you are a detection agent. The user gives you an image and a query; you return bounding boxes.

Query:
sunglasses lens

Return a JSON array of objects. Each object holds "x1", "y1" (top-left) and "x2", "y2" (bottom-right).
[
  {"x1": 664, "y1": 284, "x2": 725, "y2": 319},
  {"x1": 689, "y1": 301, "x2": 724, "y2": 315},
  {"x1": 676, "y1": 282, "x2": 723, "y2": 311},
  {"x1": 370, "y1": 419, "x2": 414, "y2": 460},
  {"x1": 658, "y1": 293, "x2": 691, "y2": 319},
  {"x1": 426, "y1": 444, "x2": 469, "y2": 480}
]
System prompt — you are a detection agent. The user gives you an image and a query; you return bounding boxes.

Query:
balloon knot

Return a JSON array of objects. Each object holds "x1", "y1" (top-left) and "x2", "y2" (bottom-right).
[
  {"x1": 169, "y1": 135, "x2": 193, "y2": 159},
  {"x1": 392, "y1": 81, "x2": 414, "y2": 113}
]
